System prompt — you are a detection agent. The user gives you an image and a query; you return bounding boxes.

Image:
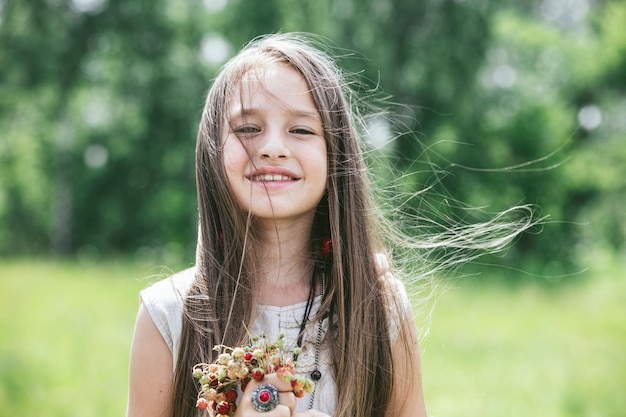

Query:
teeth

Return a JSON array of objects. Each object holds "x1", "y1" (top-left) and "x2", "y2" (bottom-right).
[{"x1": 252, "y1": 174, "x2": 293, "y2": 181}]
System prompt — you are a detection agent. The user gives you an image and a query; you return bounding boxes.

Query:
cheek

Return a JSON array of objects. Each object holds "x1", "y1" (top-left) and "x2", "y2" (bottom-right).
[
  {"x1": 222, "y1": 139, "x2": 251, "y2": 209},
  {"x1": 303, "y1": 145, "x2": 328, "y2": 190},
  {"x1": 221, "y1": 137, "x2": 252, "y2": 205},
  {"x1": 222, "y1": 136, "x2": 250, "y2": 172}
]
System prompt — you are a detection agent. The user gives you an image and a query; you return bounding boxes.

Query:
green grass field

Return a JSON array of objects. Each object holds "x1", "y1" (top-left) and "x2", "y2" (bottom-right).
[
  {"x1": 421, "y1": 264, "x2": 626, "y2": 417},
  {"x1": 0, "y1": 258, "x2": 624, "y2": 417}
]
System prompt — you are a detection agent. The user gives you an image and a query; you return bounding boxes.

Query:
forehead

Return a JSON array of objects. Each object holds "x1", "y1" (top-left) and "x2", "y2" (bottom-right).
[{"x1": 227, "y1": 64, "x2": 318, "y2": 116}]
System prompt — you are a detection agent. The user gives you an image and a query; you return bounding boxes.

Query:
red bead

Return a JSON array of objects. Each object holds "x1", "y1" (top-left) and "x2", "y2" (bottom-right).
[
  {"x1": 259, "y1": 390, "x2": 271, "y2": 403},
  {"x1": 320, "y1": 237, "x2": 332, "y2": 257}
]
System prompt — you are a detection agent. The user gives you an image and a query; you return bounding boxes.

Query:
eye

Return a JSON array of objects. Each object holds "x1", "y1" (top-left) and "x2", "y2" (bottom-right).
[
  {"x1": 290, "y1": 127, "x2": 316, "y2": 135},
  {"x1": 233, "y1": 125, "x2": 261, "y2": 137}
]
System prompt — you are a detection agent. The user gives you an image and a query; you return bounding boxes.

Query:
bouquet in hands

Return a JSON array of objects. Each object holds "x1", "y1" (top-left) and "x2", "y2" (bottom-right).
[{"x1": 193, "y1": 334, "x2": 315, "y2": 416}]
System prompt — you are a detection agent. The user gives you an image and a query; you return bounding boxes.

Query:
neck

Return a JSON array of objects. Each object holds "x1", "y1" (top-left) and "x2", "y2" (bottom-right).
[{"x1": 253, "y1": 219, "x2": 315, "y2": 305}]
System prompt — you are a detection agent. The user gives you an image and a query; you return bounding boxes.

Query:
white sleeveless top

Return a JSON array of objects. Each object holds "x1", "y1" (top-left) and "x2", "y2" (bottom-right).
[{"x1": 141, "y1": 265, "x2": 411, "y2": 415}]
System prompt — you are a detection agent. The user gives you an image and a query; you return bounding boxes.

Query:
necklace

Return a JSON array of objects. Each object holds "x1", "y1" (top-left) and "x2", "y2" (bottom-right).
[{"x1": 292, "y1": 266, "x2": 326, "y2": 409}]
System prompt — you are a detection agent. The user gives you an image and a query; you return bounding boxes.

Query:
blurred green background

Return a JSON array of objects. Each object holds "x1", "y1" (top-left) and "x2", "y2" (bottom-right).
[{"x1": 1, "y1": 0, "x2": 624, "y2": 416}]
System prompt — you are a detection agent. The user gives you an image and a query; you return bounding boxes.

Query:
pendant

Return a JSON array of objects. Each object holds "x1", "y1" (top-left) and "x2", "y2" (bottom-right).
[{"x1": 310, "y1": 369, "x2": 322, "y2": 381}]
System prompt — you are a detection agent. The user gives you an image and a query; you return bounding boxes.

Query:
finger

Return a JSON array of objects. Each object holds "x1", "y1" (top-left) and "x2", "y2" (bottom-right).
[
  {"x1": 258, "y1": 374, "x2": 296, "y2": 413},
  {"x1": 278, "y1": 390, "x2": 296, "y2": 413},
  {"x1": 292, "y1": 410, "x2": 331, "y2": 417},
  {"x1": 242, "y1": 374, "x2": 291, "y2": 396},
  {"x1": 259, "y1": 373, "x2": 292, "y2": 393},
  {"x1": 274, "y1": 403, "x2": 296, "y2": 417},
  {"x1": 242, "y1": 377, "x2": 296, "y2": 415}
]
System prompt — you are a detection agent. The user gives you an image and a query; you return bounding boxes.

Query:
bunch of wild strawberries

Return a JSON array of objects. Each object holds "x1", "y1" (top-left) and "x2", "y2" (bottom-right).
[{"x1": 193, "y1": 334, "x2": 315, "y2": 416}]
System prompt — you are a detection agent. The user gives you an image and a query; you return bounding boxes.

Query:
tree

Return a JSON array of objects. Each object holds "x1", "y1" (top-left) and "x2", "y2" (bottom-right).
[{"x1": 1, "y1": 0, "x2": 623, "y2": 276}]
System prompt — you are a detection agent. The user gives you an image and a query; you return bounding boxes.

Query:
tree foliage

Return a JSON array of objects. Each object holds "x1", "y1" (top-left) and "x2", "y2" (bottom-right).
[{"x1": 1, "y1": 0, "x2": 623, "y2": 275}]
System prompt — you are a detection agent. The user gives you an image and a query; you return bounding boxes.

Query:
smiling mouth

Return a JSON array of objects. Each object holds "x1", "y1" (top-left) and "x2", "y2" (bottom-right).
[{"x1": 250, "y1": 174, "x2": 298, "y2": 181}]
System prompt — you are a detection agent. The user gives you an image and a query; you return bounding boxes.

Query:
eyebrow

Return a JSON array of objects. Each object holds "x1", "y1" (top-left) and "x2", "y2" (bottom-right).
[
  {"x1": 288, "y1": 109, "x2": 321, "y2": 120},
  {"x1": 230, "y1": 107, "x2": 321, "y2": 121}
]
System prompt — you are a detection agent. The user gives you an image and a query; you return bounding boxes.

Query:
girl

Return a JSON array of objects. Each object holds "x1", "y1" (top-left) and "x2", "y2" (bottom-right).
[{"x1": 127, "y1": 33, "x2": 532, "y2": 417}]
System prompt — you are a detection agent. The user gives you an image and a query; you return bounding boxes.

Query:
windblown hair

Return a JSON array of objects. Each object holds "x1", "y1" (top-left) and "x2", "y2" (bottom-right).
[
  {"x1": 172, "y1": 33, "x2": 538, "y2": 417},
  {"x1": 172, "y1": 33, "x2": 394, "y2": 417}
]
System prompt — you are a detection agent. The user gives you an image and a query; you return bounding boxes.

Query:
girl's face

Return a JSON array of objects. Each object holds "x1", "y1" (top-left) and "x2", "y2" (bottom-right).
[{"x1": 222, "y1": 64, "x2": 328, "y2": 227}]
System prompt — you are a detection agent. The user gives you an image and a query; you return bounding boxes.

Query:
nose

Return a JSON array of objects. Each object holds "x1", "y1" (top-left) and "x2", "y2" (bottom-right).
[{"x1": 258, "y1": 129, "x2": 290, "y2": 159}]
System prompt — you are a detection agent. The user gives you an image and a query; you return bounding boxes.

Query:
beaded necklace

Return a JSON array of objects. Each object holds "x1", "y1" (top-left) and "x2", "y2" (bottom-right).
[{"x1": 293, "y1": 266, "x2": 326, "y2": 409}]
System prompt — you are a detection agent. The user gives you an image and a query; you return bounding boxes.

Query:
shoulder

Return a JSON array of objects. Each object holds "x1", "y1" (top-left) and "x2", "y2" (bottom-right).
[
  {"x1": 139, "y1": 267, "x2": 196, "y2": 353},
  {"x1": 141, "y1": 267, "x2": 196, "y2": 308},
  {"x1": 375, "y1": 253, "x2": 409, "y2": 302},
  {"x1": 375, "y1": 253, "x2": 412, "y2": 343}
]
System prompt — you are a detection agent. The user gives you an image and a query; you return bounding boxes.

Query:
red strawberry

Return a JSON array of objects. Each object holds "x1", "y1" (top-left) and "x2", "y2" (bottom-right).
[
  {"x1": 240, "y1": 376, "x2": 250, "y2": 392},
  {"x1": 251, "y1": 368, "x2": 265, "y2": 381},
  {"x1": 216, "y1": 401, "x2": 230, "y2": 415},
  {"x1": 225, "y1": 389, "x2": 238, "y2": 403},
  {"x1": 196, "y1": 398, "x2": 209, "y2": 410}
]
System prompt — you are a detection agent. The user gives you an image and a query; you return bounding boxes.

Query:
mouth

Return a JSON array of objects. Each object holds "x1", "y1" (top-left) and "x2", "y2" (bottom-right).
[
  {"x1": 249, "y1": 174, "x2": 298, "y2": 182},
  {"x1": 247, "y1": 166, "x2": 301, "y2": 183}
]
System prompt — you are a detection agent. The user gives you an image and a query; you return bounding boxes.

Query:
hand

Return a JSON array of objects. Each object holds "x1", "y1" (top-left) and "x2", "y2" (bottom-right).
[
  {"x1": 235, "y1": 373, "x2": 296, "y2": 417},
  {"x1": 293, "y1": 411, "x2": 331, "y2": 417}
]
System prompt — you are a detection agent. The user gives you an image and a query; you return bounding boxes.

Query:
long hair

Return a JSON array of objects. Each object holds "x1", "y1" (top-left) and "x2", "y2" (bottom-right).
[
  {"x1": 172, "y1": 33, "x2": 539, "y2": 417},
  {"x1": 172, "y1": 33, "x2": 396, "y2": 417}
]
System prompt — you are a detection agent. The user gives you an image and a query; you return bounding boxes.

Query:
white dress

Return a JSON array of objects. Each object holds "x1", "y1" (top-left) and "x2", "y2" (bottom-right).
[{"x1": 141, "y1": 265, "x2": 410, "y2": 416}]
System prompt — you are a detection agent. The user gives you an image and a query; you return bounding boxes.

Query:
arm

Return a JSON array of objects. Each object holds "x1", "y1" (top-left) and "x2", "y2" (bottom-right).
[
  {"x1": 126, "y1": 303, "x2": 174, "y2": 417},
  {"x1": 389, "y1": 306, "x2": 428, "y2": 417}
]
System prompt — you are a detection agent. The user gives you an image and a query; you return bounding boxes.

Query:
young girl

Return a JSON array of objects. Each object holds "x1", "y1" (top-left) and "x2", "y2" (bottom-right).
[{"x1": 126, "y1": 33, "x2": 532, "y2": 417}]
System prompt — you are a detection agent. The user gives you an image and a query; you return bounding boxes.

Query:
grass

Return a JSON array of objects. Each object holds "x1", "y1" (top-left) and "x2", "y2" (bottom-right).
[
  {"x1": 421, "y1": 260, "x2": 626, "y2": 417},
  {"x1": 0, "y1": 257, "x2": 624, "y2": 417},
  {"x1": 0, "y1": 258, "x2": 175, "y2": 417}
]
